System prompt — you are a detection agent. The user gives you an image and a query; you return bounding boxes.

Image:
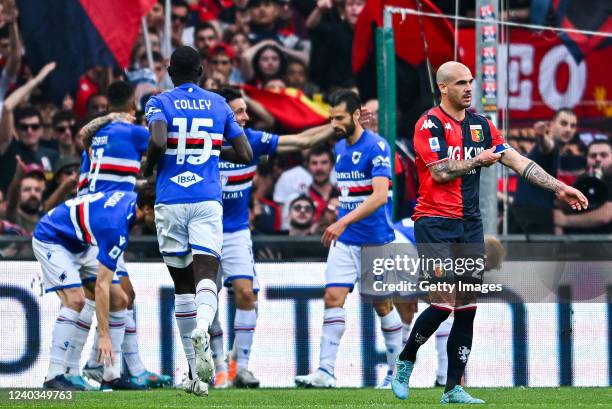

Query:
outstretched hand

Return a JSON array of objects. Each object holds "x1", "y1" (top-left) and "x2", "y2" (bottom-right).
[{"x1": 556, "y1": 185, "x2": 589, "y2": 211}]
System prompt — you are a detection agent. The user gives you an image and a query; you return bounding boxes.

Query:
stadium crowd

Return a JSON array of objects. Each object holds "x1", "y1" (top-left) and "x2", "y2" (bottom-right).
[{"x1": 0, "y1": 0, "x2": 609, "y2": 249}]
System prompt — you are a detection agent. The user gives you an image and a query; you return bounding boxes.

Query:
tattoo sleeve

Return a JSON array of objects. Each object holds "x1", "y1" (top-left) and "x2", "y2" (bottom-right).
[
  {"x1": 521, "y1": 160, "x2": 564, "y2": 193},
  {"x1": 80, "y1": 116, "x2": 112, "y2": 148},
  {"x1": 429, "y1": 158, "x2": 480, "y2": 183}
]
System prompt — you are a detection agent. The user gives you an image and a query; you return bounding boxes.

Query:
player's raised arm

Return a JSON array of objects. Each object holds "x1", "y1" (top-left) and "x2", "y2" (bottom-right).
[
  {"x1": 276, "y1": 124, "x2": 335, "y2": 154},
  {"x1": 501, "y1": 148, "x2": 588, "y2": 211}
]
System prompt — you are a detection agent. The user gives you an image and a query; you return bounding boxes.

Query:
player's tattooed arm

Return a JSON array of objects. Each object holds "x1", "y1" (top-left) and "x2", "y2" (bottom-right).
[
  {"x1": 429, "y1": 158, "x2": 480, "y2": 183},
  {"x1": 501, "y1": 148, "x2": 588, "y2": 210},
  {"x1": 79, "y1": 112, "x2": 134, "y2": 149},
  {"x1": 521, "y1": 161, "x2": 564, "y2": 193},
  {"x1": 429, "y1": 148, "x2": 500, "y2": 183}
]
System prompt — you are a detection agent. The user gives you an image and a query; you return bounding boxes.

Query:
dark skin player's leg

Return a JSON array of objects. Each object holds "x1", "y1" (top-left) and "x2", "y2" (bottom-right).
[{"x1": 168, "y1": 265, "x2": 196, "y2": 294}]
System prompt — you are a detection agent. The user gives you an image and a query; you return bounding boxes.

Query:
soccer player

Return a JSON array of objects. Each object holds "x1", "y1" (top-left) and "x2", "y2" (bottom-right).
[
  {"x1": 391, "y1": 61, "x2": 587, "y2": 404},
  {"x1": 143, "y1": 46, "x2": 252, "y2": 396},
  {"x1": 72, "y1": 81, "x2": 170, "y2": 388},
  {"x1": 32, "y1": 189, "x2": 155, "y2": 390},
  {"x1": 295, "y1": 89, "x2": 403, "y2": 388},
  {"x1": 209, "y1": 87, "x2": 336, "y2": 388}
]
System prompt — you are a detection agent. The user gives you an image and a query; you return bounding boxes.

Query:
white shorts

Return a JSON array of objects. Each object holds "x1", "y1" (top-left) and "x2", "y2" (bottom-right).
[
  {"x1": 155, "y1": 201, "x2": 223, "y2": 261},
  {"x1": 325, "y1": 241, "x2": 362, "y2": 291},
  {"x1": 32, "y1": 238, "x2": 118, "y2": 293},
  {"x1": 218, "y1": 229, "x2": 260, "y2": 293},
  {"x1": 116, "y1": 254, "x2": 128, "y2": 278}
]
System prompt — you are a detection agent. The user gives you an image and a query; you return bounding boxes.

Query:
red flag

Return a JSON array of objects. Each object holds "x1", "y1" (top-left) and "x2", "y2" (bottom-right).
[
  {"x1": 241, "y1": 85, "x2": 328, "y2": 132},
  {"x1": 352, "y1": 0, "x2": 454, "y2": 74},
  {"x1": 79, "y1": 0, "x2": 157, "y2": 68}
]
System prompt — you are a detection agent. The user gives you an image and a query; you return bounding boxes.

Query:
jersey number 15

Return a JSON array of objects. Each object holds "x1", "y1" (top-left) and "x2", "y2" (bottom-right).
[{"x1": 172, "y1": 117, "x2": 214, "y2": 166}]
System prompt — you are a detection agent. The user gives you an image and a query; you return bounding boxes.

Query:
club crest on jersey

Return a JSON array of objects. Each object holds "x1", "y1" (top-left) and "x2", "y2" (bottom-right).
[
  {"x1": 429, "y1": 137, "x2": 440, "y2": 152},
  {"x1": 470, "y1": 125, "x2": 484, "y2": 142},
  {"x1": 420, "y1": 119, "x2": 437, "y2": 130},
  {"x1": 170, "y1": 171, "x2": 203, "y2": 188},
  {"x1": 352, "y1": 151, "x2": 362, "y2": 164}
]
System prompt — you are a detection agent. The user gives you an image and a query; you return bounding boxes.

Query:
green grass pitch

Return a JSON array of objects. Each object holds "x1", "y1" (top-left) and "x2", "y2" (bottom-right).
[{"x1": 2, "y1": 387, "x2": 611, "y2": 409}]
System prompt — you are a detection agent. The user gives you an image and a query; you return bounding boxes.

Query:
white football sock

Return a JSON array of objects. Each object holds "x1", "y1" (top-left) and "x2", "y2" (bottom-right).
[
  {"x1": 195, "y1": 279, "x2": 217, "y2": 330},
  {"x1": 122, "y1": 309, "x2": 146, "y2": 376},
  {"x1": 64, "y1": 299, "x2": 95, "y2": 375},
  {"x1": 46, "y1": 307, "x2": 79, "y2": 381},
  {"x1": 210, "y1": 312, "x2": 227, "y2": 372},
  {"x1": 318, "y1": 307, "x2": 346, "y2": 376},
  {"x1": 435, "y1": 316, "x2": 454, "y2": 384},
  {"x1": 102, "y1": 310, "x2": 126, "y2": 382},
  {"x1": 234, "y1": 308, "x2": 257, "y2": 370},
  {"x1": 380, "y1": 308, "x2": 403, "y2": 371},
  {"x1": 87, "y1": 329, "x2": 99, "y2": 368},
  {"x1": 175, "y1": 293, "x2": 197, "y2": 379}
]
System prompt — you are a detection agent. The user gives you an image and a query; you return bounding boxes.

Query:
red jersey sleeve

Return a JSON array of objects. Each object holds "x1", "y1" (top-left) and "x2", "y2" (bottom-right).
[
  {"x1": 413, "y1": 115, "x2": 448, "y2": 167},
  {"x1": 487, "y1": 118, "x2": 506, "y2": 147}
]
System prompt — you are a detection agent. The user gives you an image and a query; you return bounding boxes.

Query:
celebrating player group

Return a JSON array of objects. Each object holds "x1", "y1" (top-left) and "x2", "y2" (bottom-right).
[{"x1": 33, "y1": 45, "x2": 588, "y2": 404}]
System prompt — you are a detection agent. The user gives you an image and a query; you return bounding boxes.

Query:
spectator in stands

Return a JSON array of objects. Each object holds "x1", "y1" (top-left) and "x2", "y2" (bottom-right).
[
  {"x1": 286, "y1": 194, "x2": 316, "y2": 236},
  {"x1": 509, "y1": 108, "x2": 580, "y2": 234},
  {"x1": 0, "y1": 104, "x2": 59, "y2": 194},
  {"x1": 250, "y1": 42, "x2": 286, "y2": 86},
  {"x1": 305, "y1": 0, "x2": 345, "y2": 29},
  {"x1": 146, "y1": 1, "x2": 165, "y2": 34},
  {"x1": 226, "y1": 28, "x2": 251, "y2": 62},
  {"x1": 51, "y1": 110, "x2": 78, "y2": 158},
  {"x1": 554, "y1": 140, "x2": 612, "y2": 234},
  {"x1": 3, "y1": 158, "x2": 45, "y2": 233},
  {"x1": 43, "y1": 156, "x2": 79, "y2": 212},
  {"x1": 36, "y1": 100, "x2": 59, "y2": 149},
  {"x1": 363, "y1": 99, "x2": 379, "y2": 133},
  {"x1": 194, "y1": 21, "x2": 220, "y2": 55},
  {"x1": 207, "y1": 43, "x2": 243, "y2": 86},
  {"x1": 75, "y1": 67, "x2": 110, "y2": 119},
  {"x1": 138, "y1": 50, "x2": 173, "y2": 90},
  {"x1": 309, "y1": 0, "x2": 365, "y2": 92},
  {"x1": 284, "y1": 58, "x2": 319, "y2": 97},
  {"x1": 86, "y1": 93, "x2": 109, "y2": 117},
  {"x1": 306, "y1": 145, "x2": 338, "y2": 223},
  {"x1": 247, "y1": 0, "x2": 309, "y2": 60},
  {"x1": 251, "y1": 161, "x2": 283, "y2": 234},
  {"x1": 313, "y1": 192, "x2": 339, "y2": 234},
  {"x1": 274, "y1": 153, "x2": 312, "y2": 231},
  {"x1": 0, "y1": 0, "x2": 20, "y2": 109},
  {"x1": 170, "y1": 0, "x2": 192, "y2": 48}
]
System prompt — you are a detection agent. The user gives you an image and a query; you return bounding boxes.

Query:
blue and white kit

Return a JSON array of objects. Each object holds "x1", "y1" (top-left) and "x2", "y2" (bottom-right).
[
  {"x1": 32, "y1": 191, "x2": 136, "y2": 292},
  {"x1": 145, "y1": 82, "x2": 243, "y2": 265},
  {"x1": 325, "y1": 130, "x2": 395, "y2": 290}
]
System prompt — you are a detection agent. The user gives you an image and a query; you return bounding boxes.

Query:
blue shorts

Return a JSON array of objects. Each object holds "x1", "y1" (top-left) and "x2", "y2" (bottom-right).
[{"x1": 414, "y1": 216, "x2": 485, "y2": 283}]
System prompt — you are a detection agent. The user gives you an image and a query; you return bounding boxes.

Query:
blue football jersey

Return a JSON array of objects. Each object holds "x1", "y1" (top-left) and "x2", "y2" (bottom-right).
[
  {"x1": 81, "y1": 122, "x2": 149, "y2": 194},
  {"x1": 145, "y1": 83, "x2": 244, "y2": 205},
  {"x1": 78, "y1": 150, "x2": 90, "y2": 196},
  {"x1": 335, "y1": 130, "x2": 395, "y2": 245},
  {"x1": 220, "y1": 128, "x2": 279, "y2": 233},
  {"x1": 34, "y1": 191, "x2": 136, "y2": 272}
]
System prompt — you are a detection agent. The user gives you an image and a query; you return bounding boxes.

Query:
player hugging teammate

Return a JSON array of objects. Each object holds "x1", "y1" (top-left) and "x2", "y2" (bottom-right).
[{"x1": 32, "y1": 51, "x2": 587, "y2": 401}]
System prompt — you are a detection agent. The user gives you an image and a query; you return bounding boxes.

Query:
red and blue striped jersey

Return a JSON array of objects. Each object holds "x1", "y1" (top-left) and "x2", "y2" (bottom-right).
[{"x1": 412, "y1": 106, "x2": 506, "y2": 220}]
